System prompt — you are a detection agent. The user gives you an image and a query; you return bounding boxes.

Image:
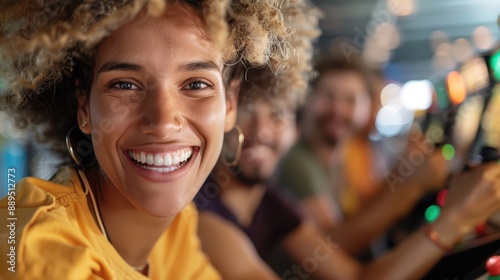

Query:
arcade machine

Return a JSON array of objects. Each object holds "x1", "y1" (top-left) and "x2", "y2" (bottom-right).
[
  {"x1": 387, "y1": 47, "x2": 500, "y2": 279},
  {"x1": 424, "y1": 47, "x2": 500, "y2": 279},
  {"x1": 459, "y1": 47, "x2": 500, "y2": 280}
]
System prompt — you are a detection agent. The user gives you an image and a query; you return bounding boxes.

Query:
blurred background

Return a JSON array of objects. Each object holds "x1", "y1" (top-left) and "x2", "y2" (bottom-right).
[
  {"x1": 313, "y1": 0, "x2": 500, "y2": 140},
  {"x1": 314, "y1": 0, "x2": 499, "y2": 80}
]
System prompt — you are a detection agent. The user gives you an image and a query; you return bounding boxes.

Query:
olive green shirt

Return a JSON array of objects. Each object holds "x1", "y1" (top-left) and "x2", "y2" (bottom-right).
[{"x1": 275, "y1": 138, "x2": 332, "y2": 199}]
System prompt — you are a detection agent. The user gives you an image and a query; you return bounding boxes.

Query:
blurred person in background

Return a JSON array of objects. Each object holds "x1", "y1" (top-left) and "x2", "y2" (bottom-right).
[
  {"x1": 276, "y1": 54, "x2": 395, "y2": 230},
  {"x1": 193, "y1": 13, "x2": 500, "y2": 277},
  {"x1": 327, "y1": 62, "x2": 391, "y2": 218}
]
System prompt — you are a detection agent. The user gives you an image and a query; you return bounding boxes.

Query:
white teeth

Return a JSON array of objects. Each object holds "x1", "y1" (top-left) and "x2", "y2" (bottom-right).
[
  {"x1": 172, "y1": 153, "x2": 180, "y2": 165},
  {"x1": 154, "y1": 154, "x2": 163, "y2": 166},
  {"x1": 164, "y1": 153, "x2": 172, "y2": 165},
  {"x1": 128, "y1": 148, "x2": 194, "y2": 169},
  {"x1": 146, "y1": 154, "x2": 154, "y2": 165},
  {"x1": 140, "y1": 165, "x2": 179, "y2": 173}
]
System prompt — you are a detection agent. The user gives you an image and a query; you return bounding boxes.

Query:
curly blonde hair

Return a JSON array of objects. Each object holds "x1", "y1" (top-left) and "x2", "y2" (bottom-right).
[
  {"x1": 238, "y1": 0, "x2": 322, "y2": 110},
  {"x1": 0, "y1": 0, "x2": 303, "y2": 157}
]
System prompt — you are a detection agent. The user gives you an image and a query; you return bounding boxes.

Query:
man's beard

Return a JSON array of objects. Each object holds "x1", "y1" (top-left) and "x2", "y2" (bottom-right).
[
  {"x1": 315, "y1": 115, "x2": 340, "y2": 146},
  {"x1": 234, "y1": 167, "x2": 267, "y2": 186},
  {"x1": 316, "y1": 123, "x2": 339, "y2": 147},
  {"x1": 234, "y1": 142, "x2": 276, "y2": 186},
  {"x1": 321, "y1": 131, "x2": 339, "y2": 146}
]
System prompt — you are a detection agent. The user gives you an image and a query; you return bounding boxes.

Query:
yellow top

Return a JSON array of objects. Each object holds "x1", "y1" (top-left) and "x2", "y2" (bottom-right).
[{"x1": 0, "y1": 166, "x2": 220, "y2": 280}]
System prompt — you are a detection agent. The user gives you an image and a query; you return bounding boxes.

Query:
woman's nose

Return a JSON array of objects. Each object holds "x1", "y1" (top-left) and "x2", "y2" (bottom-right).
[{"x1": 139, "y1": 87, "x2": 183, "y2": 137}]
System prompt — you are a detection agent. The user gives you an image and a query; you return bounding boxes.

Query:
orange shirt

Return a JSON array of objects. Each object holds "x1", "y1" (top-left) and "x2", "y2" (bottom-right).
[{"x1": 0, "y1": 166, "x2": 220, "y2": 279}]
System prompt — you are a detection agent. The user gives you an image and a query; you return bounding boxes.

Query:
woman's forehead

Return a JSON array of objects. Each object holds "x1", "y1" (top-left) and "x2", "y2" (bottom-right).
[
  {"x1": 129, "y1": 3, "x2": 208, "y2": 38},
  {"x1": 95, "y1": 4, "x2": 223, "y2": 73}
]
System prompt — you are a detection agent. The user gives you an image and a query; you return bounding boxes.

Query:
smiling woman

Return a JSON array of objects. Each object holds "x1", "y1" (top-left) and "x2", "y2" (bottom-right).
[{"x1": 0, "y1": 0, "x2": 294, "y2": 279}]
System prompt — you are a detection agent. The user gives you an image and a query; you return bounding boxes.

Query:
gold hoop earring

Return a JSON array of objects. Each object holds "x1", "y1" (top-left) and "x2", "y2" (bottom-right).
[
  {"x1": 221, "y1": 125, "x2": 244, "y2": 168},
  {"x1": 66, "y1": 126, "x2": 96, "y2": 167}
]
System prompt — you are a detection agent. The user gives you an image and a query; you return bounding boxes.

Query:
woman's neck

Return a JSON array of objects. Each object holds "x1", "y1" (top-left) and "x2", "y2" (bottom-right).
[{"x1": 85, "y1": 167, "x2": 174, "y2": 270}]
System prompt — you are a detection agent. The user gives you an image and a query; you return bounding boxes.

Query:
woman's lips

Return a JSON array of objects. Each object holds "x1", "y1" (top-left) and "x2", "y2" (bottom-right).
[{"x1": 123, "y1": 146, "x2": 200, "y2": 182}]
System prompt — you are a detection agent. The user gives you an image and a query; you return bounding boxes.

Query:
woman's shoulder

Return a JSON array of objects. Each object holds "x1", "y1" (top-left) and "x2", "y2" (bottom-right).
[{"x1": 0, "y1": 168, "x2": 110, "y2": 279}]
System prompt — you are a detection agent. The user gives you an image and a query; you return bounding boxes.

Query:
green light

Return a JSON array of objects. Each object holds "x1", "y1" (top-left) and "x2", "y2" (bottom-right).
[
  {"x1": 491, "y1": 51, "x2": 500, "y2": 82},
  {"x1": 442, "y1": 144, "x2": 455, "y2": 160},
  {"x1": 436, "y1": 84, "x2": 449, "y2": 109},
  {"x1": 425, "y1": 205, "x2": 441, "y2": 223}
]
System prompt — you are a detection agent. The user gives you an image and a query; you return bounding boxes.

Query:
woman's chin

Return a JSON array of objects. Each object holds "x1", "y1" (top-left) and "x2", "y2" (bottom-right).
[
  {"x1": 138, "y1": 200, "x2": 190, "y2": 218},
  {"x1": 131, "y1": 189, "x2": 197, "y2": 218}
]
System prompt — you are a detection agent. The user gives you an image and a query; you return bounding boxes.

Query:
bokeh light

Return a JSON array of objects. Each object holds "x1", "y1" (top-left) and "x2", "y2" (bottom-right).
[
  {"x1": 451, "y1": 38, "x2": 474, "y2": 63},
  {"x1": 375, "y1": 106, "x2": 415, "y2": 137},
  {"x1": 454, "y1": 95, "x2": 484, "y2": 150},
  {"x1": 436, "y1": 189, "x2": 448, "y2": 207},
  {"x1": 472, "y1": 26, "x2": 494, "y2": 51},
  {"x1": 460, "y1": 57, "x2": 489, "y2": 93},
  {"x1": 380, "y1": 83, "x2": 402, "y2": 111},
  {"x1": 435, "y1": 83, "x2": 450, "y2": 110},
  {"x1": 363, "y1": 38, "x2": 391, "y2": 68},
  {"x1": 400, "y1": 80, "x2": 434, "y2": 111},
  {"x1": 482, "y1": 86, "x2": 500, "y2": 147},
  {"x1": 387, "y1": 0, "x2": 415, "y2": 17},
  {"x1": 433, "y1": 43, "x2": 455, "y2": 70},
  {"x1": 430, "y1": 30, "x2": 449, "y2": 52},
  {"x1": 430, "y1": 30, "x2": 450, "y2": 52},
  {"x1": 426, "y1": 121, "x2": 444, "y2": 143},
  {"x1": 425, "y1": 205, "x2": 441, "y2": 223},
  {"x1": 446, "y1": 71, "x2": 467, "y2": 105},
  {"x1": 442, "y1": 144, "x2": 455, "y2": 160},
  {"x1": 491, "y1": 50, "x2": 500, "y2": 82},
  {"x1": 374, "y1": 23, "x2": 401, "y2": 50}
]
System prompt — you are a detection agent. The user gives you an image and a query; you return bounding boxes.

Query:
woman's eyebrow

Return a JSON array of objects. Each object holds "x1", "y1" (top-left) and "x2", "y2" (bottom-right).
[
  {"x1": 178, "y1": 61, "x2": 221, "y2": 72},
  {"x1": 97, "y1": 61, "x2": 143, "y2": 74},
  {"x1": 97, "y1": 60, "x2": 220, "y2": 74}
]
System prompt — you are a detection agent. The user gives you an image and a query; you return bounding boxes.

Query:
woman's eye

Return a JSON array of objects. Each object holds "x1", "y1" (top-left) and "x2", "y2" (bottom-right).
[
  {"x1": 185, "y1": 81, "x2": 209, "y2": 90},
  {"x1": 111, "y1": 81, "x2": 139, "y2": 90}
]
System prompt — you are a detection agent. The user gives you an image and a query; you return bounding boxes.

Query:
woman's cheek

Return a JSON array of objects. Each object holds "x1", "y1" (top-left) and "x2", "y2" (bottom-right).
[
  {"x1": 193, "y1": 98, "x2": 227, "y2": 154},
  {"x1": 88, "y1": 96, "x2": 129, "y2": 145},
  {"x1": 192, "y1": 96, "x2": 227, "y2": 128}
]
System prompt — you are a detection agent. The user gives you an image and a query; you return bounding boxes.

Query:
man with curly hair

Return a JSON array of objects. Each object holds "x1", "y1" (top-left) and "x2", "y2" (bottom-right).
[{"x1": 0, "y1": 0, "x2": 297, "y2": 278}]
